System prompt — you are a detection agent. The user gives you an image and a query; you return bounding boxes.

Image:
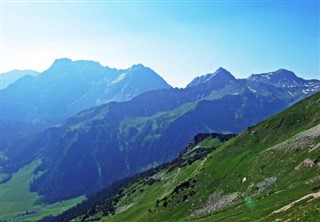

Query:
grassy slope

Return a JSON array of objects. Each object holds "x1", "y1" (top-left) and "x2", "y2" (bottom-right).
[
  {"x1": 0, "y1": 159, "x2": 85, "y2": 222},
  {"x1": 77, "y1": 92, "x2": 320, "y2": 222}
]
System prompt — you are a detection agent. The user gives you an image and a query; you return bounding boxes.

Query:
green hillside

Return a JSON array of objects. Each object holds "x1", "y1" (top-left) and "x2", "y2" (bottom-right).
[{"x1": 55, "y1": 92, "x2": 320, "y2": 222}]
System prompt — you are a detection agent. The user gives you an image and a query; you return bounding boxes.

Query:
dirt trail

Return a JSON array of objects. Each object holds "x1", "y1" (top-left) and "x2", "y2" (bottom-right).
[
  {"x1": 272, "y1": 191, "x2": 320, "y2": 214},
  {"x1": 161, "y1": 168, "x2": 181, "y2": 198}
]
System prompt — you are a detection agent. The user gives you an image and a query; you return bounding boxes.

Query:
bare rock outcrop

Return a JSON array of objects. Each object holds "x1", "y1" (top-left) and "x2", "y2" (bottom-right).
[
  {"x1": 295, "y1": 158, "x2": 317, "y2": 171},
  {"x1": 191, "y1": 191, "x2": 239, "y2": 217}
]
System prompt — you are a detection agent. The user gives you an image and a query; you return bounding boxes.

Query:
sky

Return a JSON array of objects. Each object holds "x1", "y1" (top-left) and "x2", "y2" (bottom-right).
[{"x1": 0, "y1": 0, "x2": 319, "y2": 87}]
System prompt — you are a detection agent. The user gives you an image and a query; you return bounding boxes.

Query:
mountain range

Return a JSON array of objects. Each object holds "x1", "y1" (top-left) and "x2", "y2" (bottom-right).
[
  {"x1": 1, "y1": 58, "x2": 171, "y2": 132},
  {"x1": 1, "y1": 59, "x2": 319, "y2": 222},
  {"x1": 1, "y1": 60, "x2": 319, "y2": 206},
  {"x1": 42, "y1": 92, "x2": 320, "y2": 222},
  {"x1": 0, "y1": 59, "x2": 171, "y2": 180}
]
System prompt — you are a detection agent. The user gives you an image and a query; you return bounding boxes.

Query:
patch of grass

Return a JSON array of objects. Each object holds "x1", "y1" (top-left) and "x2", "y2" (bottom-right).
[
  {"x1": 0, "y1": 159, "x2": 85, "y2": 222},
  {"x1": 197, "y1": 138, "x2": 222, "y2": 148}
]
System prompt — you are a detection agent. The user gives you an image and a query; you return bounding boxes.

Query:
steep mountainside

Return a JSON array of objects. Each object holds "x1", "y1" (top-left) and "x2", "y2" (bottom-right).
[
  {"x1": 2, "y1": 68, "x2": 317, "y2": 203},
  {"x1": 0, "y1": 69, "x2": 39, "y2": 89},
  {"x1": 45, "y1": 92, "x2": 320, "y2": 222},
  {"x1": 0, "y1": 59, "x2": 171, "y2": 179}
]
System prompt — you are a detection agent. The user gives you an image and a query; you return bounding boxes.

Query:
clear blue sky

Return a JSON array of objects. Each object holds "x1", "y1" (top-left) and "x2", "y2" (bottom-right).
[{"x1": 1, "y1": 0, "x2": 319, "y2": 87}]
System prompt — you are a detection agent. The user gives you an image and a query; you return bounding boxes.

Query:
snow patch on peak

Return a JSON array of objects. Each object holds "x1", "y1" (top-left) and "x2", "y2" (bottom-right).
[{"x1": 112, "y1": 73, "x2": 127, "y2": 84}]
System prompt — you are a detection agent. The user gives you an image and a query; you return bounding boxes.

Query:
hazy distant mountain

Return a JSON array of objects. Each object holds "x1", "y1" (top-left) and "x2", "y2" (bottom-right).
[
  {"x1": 0, "y1": 69, "x2": 39, "y2": 89},
  {"x1": 1, "y1": 58, "x2": 171, "y2": 128},
  {"x1": 3, "y1": 67, "x2": 318, "y2": 203}
]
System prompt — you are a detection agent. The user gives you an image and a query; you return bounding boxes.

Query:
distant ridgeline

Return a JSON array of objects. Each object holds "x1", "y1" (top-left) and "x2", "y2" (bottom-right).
[
  {"x1": 0, "y1": 59, "x2": 319, "y2": 207},
  {"x1": 0, "y1": 69, "x2": 39, "y2": 90}
]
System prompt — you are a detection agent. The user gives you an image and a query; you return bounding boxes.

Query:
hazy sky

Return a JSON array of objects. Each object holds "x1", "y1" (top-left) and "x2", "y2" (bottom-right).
[{"x1": 1, "y1": 0, "x2": 319, "y2": 87}]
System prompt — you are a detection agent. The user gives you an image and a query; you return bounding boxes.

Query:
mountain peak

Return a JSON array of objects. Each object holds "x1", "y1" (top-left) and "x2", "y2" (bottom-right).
[
  {"x1": 53, "y1": 58, "x2": 73, "y2": 65},
  {"x1": 272, "y1": 69, "x2": 297, "y2": 79},
  {"x1": 126, "y1": 64, "x2": 149, "y2": 73},
  {"x1": 215, "y1": 67, "x2": 229, "y2": 74},
  {"x1": 48, "y1": 58, "x2": 103, "y2": 73},
  {"x1": 131, "y1": 63, "x2": 146, "y2": 69},
  {"x1": 248, "y1": 69, "x2": 302, "y2": 85},
  {"x1": 213, "y1": 67, "x2": 235, "y2": 78},
  {"x1": 187, "y1": 67, "x2": 235, "y2": 88},
  {"x1": 107, "y1": 63, "x2": 171, "y2": 90},
  {"x1": 125, "y1": 64, "x2": 154, "y2": 76}
]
